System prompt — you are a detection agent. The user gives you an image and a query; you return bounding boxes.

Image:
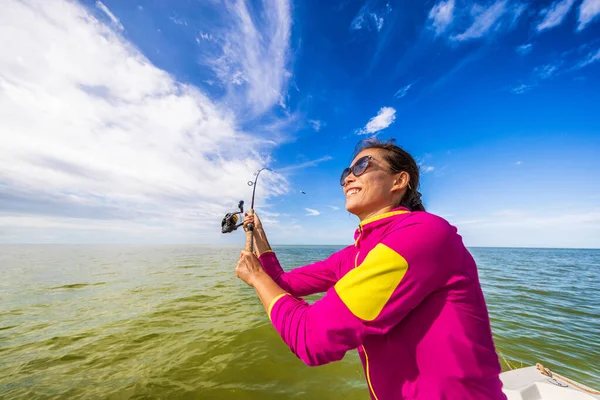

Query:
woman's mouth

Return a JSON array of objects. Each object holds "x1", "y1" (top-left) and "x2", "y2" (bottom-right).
[{"x1": 346, "y1": 188, "x2": 361, "y2": 197}]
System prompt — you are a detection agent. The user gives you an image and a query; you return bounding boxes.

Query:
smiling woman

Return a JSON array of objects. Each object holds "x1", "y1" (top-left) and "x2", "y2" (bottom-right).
[{"x1": 235, "y1": 138, "x2": 507, "y2": 400}]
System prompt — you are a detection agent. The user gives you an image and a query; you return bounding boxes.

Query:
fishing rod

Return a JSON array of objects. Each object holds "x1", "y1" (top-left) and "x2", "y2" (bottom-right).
[{"x1": 220, "y1": 167, "x2": 271, "y2": 252}]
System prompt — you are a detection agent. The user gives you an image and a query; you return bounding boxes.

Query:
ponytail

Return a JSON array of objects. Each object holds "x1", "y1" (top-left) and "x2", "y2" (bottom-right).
[{"x1": 400, "y1": 187, "x2": 425, "y2": 212}]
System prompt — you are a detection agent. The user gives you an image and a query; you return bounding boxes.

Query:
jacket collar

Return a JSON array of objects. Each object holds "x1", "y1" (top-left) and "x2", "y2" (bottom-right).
[{"x1": 354, "y1": 206, "x2": 411, "y2": 240}]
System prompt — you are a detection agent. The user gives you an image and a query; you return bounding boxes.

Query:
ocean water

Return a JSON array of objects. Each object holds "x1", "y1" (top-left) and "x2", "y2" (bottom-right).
[{"x1": 0, "y1": 245, "x2": 598, "y2": 399}]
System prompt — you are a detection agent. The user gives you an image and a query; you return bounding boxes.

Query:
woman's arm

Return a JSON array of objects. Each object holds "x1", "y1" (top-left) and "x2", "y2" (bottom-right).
[
  {"x1": 245, "y1": 213, "x2": 347, "y2": 297},
  {"x1": 236, "y1": 251, "x2": 288, "y2": 314},
  {"x1": 241, "y1": 216, "x2": 455, "y2": 366}
]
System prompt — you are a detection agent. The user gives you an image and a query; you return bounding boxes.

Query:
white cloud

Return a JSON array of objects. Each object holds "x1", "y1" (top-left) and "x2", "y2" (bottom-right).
[
  {"x1": 328, "y1": 205, "x2": 340, "y2": 211},
  {"x1": 169, "y1": 16, "x2": 188, "y2": 26},
  {"x1": 198, "y1": 31, "x2": 213, "y2": 41},
  {"x1": 0, "y1": 0, "x2": 290, "y2": 243},
  {"x1": 428, "y1": 0, "x2": 455, "y2": 35},
  {"x1": 575, "y1": 47, "x2": 600, "y2": 68},
  {"x1": 350, "y1": 3, "x2": 390, "y2": 32},
  {"x1": 308, "y1": 119, "x2": 324, "y2": 132},
  {"x1": 207, "y1": 0, "x2": 292, "y2": 115},
  {"x1": 451, "y1": 0, "x2": 523, "y2": 42},
  {"x1": 537, "y1": 0, "x2": 576, "y2": 32},
  {"x1": 578, "y1": 0, "x2": 600, "y2": 31},
  {"x1": 535, "y1": 63, "x2": 560, "y2": 79},
  {"x1": 417, "y1": 154, "x2": 435, "y2": 173},
  {"x1": 394, "y1": 82, "x2": 414, "y2": 98},
  {"x1": 371, "y1": 13, "x2": 385, "y2": 31},
  {"x1": 351, "y1": 13, "x2": 366, "y2": 30},
  {"x1": 257, "y1": 210, "x2": 280, "y2": 218},
  {"x1": 305, "y1": 208, "x2": 320, "y2": 216},
  {"x1": 95, "y1": 1, "x2": 124, "y2": 31},
  {"x1": 357, "y1": 107, "x2": 396, "y2": 135},
  {"x1": 516, "y1": 43, "x2": 533, "y2": 55},
  {"x1": 278, "y1": 156, "x2": 333, "y2": 172},
  {"x1": 511, "y1": 83, "x2": 535, "y2": 94},
  {"x1": 516, "y1": 161, "x2": 522, "y2": 165}
]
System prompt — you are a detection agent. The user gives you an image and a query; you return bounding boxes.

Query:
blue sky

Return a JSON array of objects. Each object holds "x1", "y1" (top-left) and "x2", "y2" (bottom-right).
[{"x1": 1, "y1": 0, "x2": 599, "y2": 247}]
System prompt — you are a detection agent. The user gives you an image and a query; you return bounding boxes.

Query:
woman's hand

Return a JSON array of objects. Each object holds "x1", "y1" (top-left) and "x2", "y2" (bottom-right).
[
  {"x1": 236, "y1": 250, "x2": 265, "y2": 287},
  {"x1": 243, "y1": 212, "x2": 263, "y2": 232},
  {"x1": 243, "y1": 213, "x2": 272, "y2": 256}
]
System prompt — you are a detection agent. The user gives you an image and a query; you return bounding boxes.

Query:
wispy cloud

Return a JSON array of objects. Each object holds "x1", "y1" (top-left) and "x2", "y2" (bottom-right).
[
  {"x1": 511, "y1": 46, "x2": 598, "y2": 94},
  {"x1": 372, "y1": 13, "x2": 384, "y2": 31},
  {"x1": 257, "y1": 210, "x2": 281, "y2": 218},
  {"x1": 428, "y1": 51, "x2": 484, "y2": 92},
  {"x1": 428, "y1": 0, "x2": 455, "y2": 36},
  {"x1": 95, "y1": 1, "x2": 124, "y2": 31},
  {"x1": 578, "y1": 0, "x2": 600, "y2": 31},
  {"x1": 198, "y1": 31, "x2": 213, "y2": 41},
  {"x1": 417, "y1": 154, "x2": 435, "y2": 173},
  {"x1": 308, "y1": 119, "x2": 324, "y2": 132},
  {"x1": 394, "y1": 82, "x2": 415, "y2": 98},
  {"x1": 207, "y1": 0, "x2": 292, "y2": 116},
  {"x1": 537, "y1": 0, "x2": 576, "y2": 32},
  {"x1": 350, "y1": 2, "x2": 391, "y2": 32},
  {"x1": 328, "y1": 205, "x2": 340, "y2": 211},
  {"x1": 510, "y1": 62, "x2": 560, "y2": 94},
  {"x1": 575, "y1": 47, "x2": 600, "y2": 68},
  {"x1": 516, "y1": 43, "x2": 533, "y2": 55},
  {"x1": 357, "y1": 106, "x2": 396, "y2": 135},
  {"x1": 0, "y1": 0, "x2": 289, "y2": 242},
  {"x1": 169, "y1": 15, "x2": 188, "y2": 26},
  {"x1": 305, "y1": 208, "x2": 320, "y2": 216},
  {"x1": 351, "y1": 12, "x2": 366, "y2": 30},
  {"x1": 535, "y1": 63, "x2": 561, "y2": 79},
  {"x1": 516, "y1": 161, "x2": 522, "y2": 165},
  {"x1": 511, "y1": 83, "x2": 535, "y2": 94},
  {"x1": 278, "y1": 156, "x2": 333, "y2": 172},
  {"x1": 451, "y1": 0, "x2": 524, "y2": 42}
]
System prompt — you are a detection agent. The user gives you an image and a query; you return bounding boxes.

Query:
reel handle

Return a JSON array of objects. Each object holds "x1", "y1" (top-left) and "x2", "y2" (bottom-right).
[{"x1": 245, "y1": 208, "x2": 254, "y2": 252}]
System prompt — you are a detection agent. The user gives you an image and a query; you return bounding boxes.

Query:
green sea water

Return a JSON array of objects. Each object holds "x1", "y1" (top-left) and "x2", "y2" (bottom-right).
[{"x1": 1, "y1": 245, "x2": 598, "y2": 399}]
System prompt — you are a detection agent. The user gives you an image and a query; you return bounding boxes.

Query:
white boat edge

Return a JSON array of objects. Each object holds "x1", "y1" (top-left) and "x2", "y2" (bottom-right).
[{"x1": 500, "y1": 365, "x2": 600, "y2": 400}]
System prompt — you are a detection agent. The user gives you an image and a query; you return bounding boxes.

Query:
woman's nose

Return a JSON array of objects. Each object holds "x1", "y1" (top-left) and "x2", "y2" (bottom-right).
[{"x1": 343, "y1": 174, "x2": 355, "y2": 187}]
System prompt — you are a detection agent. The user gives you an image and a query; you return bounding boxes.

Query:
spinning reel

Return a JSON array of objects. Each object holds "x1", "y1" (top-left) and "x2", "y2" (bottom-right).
[
  {"x1": 220, "y1": 168, "x2": 270, "y2": 242},
  {"x1": 221, "y1": 200, "x2": 245, "y2": 234}
]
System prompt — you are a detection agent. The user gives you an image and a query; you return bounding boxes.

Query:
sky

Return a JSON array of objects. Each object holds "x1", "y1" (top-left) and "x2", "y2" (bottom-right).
[{"x1": 1, "y1": 0, "x2": 599, "y2": 248}]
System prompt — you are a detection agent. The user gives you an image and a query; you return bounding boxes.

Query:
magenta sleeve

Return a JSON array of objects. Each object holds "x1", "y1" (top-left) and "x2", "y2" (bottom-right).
[
  {"x1": 269, "y1": 289, "x2": 367, "y2": 366},
  {"x1": 258, "y1": 246, "x2": 352, "y2": 297}
]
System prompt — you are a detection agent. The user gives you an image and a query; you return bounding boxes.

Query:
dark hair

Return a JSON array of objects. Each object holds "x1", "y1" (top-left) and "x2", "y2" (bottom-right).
[{"x1": 353, "y1": 138, "x2": 426, "y2": 212}]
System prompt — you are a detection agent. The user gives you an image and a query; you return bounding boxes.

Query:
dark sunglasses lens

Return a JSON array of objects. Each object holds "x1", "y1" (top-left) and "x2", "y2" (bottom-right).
[
  {"x1": 353, "y1": 156, "x2": 370, "y2": 176},
  {"x1": 340, "y1": 168, "x2": 350, "y2": 186}
]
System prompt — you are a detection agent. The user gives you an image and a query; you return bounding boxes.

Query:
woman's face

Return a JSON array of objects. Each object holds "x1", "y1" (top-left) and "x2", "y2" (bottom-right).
[{"x1": 342, "y1": 148, "x2": 407, "y2": 221}]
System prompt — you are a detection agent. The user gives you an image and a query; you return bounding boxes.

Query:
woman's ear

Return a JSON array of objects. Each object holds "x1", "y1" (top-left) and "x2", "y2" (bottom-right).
[{"x1": 391, "y1": 171, "x2": 410, "y2": 193}]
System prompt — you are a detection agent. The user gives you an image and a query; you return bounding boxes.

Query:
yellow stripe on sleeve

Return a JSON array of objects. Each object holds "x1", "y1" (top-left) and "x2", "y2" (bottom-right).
[{"x1": 268, "y1": 293, "x2": 290, "y2": 321}]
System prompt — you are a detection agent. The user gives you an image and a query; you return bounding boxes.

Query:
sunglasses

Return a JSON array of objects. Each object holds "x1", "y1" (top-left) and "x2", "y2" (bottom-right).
[{"x1": 340, "y1": 155, "x2": 373, "y2": 186}]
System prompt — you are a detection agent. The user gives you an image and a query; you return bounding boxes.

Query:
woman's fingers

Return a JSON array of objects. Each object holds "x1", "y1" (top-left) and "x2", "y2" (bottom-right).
[
  {"x1": 243, "y1": 214, "x2": 255, "y2": 232},
  {"x1": 243, "y1": 213, "x2": 263, "y2": 231},
  {"x1": 236, "y1": 250, "x2": 263, "y2": 286},
  {"x1": 251, "y1": 213, "x2": 262, "y2": 229}
]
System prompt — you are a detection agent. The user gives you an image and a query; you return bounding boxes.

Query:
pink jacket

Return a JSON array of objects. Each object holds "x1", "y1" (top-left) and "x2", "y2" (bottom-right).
[{"x1": 259, "y1": 207, "x2": 506, "y2": 400}]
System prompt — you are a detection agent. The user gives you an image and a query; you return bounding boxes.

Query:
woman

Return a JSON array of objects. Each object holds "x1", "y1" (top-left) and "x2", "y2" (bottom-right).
[{"x1": 235, "y1": 138, "x2": 506, "y2": 400}]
